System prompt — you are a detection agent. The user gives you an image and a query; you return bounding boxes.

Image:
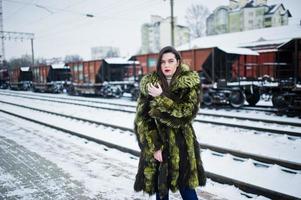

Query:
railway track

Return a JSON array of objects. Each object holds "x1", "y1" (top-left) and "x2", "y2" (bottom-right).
[
  {"x1": 0, "y1": 90, "x2": 295, "y2": 120},
  {"x1": 203, "y1": 104, "x2": 278, "y2": 114},
  {"x1": 0, "y1": 91, "x2": 284, "y2": 115},
  {"x1": 1, "y1": 99, "x2": 299, "y2": 170},
  {"x1": 1, "y1": 91, "x2": 300, "y2": 137},
  {"x1": 0, "y1": 101, "x2": 299, "y2": 200},
  {"x1": 2, "y1": 93, "x2": 299, "y2": 163}
]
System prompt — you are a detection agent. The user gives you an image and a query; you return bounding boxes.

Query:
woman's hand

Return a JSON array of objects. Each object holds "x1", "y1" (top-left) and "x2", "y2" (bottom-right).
[
  {"x1": 154, "y1": 149, "x2": 163, "y2": 162},
  {"x1": 148, "y1": 83, "x2": 162, "y2": 97}
]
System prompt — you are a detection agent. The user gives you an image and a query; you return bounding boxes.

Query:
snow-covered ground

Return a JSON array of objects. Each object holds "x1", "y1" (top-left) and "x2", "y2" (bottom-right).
[
  {"x1": 0, "y1": 93, "x2": 300, "y2": 164},
  {"x1": 0, "y1": 90, "x2": 300, "y2": 199},
  {"x1": 0, "y1": 111, "x2": 267, "y2": 200},
  {"x1": 1, "y1": 90, "x2": 300, "y2": 125}
]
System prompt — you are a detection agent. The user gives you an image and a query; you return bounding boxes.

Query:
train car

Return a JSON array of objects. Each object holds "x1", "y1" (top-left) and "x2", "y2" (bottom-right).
[
  {"x1": 224, "y1": 38, "x2": 300, "y2": 112},
  {"x1": 133, "y1": 46, "x2": 259, "y2": 107},
  {"x1": 266, "y1": 38, "x2": 301, "y2": 114},
  {"x1": 129, "y1": 54, "x2": 157, "y2": 99},
  {"x1": 9, "y1": 67, "x2": 32, "y2": 90},
  {"x1": 67, "y1": 58, "x2": 140, "y2": 97},
  {"x1": 31, "y1": 63, "x2": 71, "y2": 93},
  {"x1": 67, "y1": 59, "x2": 102, "y2": 95},
  {"x1": 0, "y1": 67, "x2": 9, "y2": 89},
  {"x1": 197, "y1": 46, "x2": 259, "y2": 107},
  {"x1": 131, "y1": 53, "x2": 158, "y2": 74},
  {"x1": 198, "y1": 40, "x2": 300, "y2": 111}
]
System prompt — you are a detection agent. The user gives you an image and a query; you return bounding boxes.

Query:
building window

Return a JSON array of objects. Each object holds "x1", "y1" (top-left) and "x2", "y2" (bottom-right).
[
  {"x1": 216, "y1": 8, "x2": 228, "y2": 25},
  {"x1": 265, "y1": 17, "x2": 272, "y2": 27},
  {"x1": 281, "y1": 16, "x2": 285, "y2": 24},
  {"x1": 256, "y1": 9, "x2": 263, "y2": 16}
]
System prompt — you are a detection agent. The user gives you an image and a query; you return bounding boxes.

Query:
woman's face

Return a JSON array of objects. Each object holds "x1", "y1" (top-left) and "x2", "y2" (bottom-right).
[{"x1": 160, "y1": 52, "x2": 179, "y2": 77}]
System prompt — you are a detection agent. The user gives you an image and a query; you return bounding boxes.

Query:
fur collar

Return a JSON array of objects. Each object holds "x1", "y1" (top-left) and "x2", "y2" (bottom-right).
[{"x1": 140, "y1": 64, "x2": 200, "y2": 95}]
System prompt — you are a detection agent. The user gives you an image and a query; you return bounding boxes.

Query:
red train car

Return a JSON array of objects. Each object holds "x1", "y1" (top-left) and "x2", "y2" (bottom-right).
[
  {"x1": 31, "y1": 63, "x2": 71, "y2": 93},
  {"x1": 132, "y1": 53, "x2": 157, "y2": 75},
  {"x1": 133, "y1": 46, "x2": 258, "y2": 107},
  {"x1": 134, "y1": 46, "x2": 258, "y2": 81},
  {"x1": 67, "y1": 60, "x2": 103, "y2": 95},
  {"x1": 9, "y1": 67, "x2": 32, "y2": 90},
  {"x1": 0, "y1": 67, "x2": 9, "y2": 89},
  {"x1": 66, "y1": 58, "x2": 140, "y2": 97},
  {"x1": 134, "y1": 48, "x2": 213, "y2": 74}
]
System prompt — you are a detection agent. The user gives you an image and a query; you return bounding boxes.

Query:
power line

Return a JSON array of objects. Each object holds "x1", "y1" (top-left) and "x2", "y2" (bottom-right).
[
  {"x1": 4, "y1": 0, "x2": 93, "y2": 38},
  {"x1": 35, "y1": 0, "x2": 162, "y2": 39},
  {"x1": 3, "y1": 0, "x2": 94, "y2": 39},
  {"x1": 35, "y1": 4, "x2": 54, "y2": 14},
  {"x1": 5, "y1": 0, "x2": 37, "y2": 21},
  {"x1": 4, "y1": 0, "x2": 169, "y2": 59},
  {"x1": 3, "y1": 0, "x2": 95, "y2": 17},
  {"x1": 5, "y1": 0, "x2": 87, "y2": 32}
]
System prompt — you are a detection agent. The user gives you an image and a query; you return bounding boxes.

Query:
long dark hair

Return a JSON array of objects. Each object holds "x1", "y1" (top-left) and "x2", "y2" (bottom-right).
[{"x1": 156, "y1": 46, "x2": 182, "y2": 92}]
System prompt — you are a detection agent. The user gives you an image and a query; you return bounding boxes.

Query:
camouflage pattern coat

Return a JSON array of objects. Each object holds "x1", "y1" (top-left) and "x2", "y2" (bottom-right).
[{"x1": 133, "y1": 65, "x2": 206, "y2": 198}]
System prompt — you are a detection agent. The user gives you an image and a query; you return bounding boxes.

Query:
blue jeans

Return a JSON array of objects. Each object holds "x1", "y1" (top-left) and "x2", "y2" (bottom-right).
[{"x1": 156, "y1": 187, "x2": 198, "y2": 200}]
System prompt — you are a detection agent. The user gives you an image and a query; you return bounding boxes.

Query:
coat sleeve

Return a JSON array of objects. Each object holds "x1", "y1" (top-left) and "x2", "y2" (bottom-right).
[
  {"x1": 148, "y1": 84, "x2": 200, "y2": 129},
  {"x1": 134, "y1": 76, "x2": 163, "y2": 152}
]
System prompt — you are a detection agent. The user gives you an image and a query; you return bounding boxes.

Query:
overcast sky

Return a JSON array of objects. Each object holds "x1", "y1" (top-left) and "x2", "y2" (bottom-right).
[{"x1": 3, "y1": 0, "x2": 301, "y2": 61}]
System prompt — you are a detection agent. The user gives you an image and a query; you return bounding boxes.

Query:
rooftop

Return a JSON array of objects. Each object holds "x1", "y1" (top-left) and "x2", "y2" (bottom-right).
[{"x1": 178, "y1": 24, "x2": 301, "y2": 51}]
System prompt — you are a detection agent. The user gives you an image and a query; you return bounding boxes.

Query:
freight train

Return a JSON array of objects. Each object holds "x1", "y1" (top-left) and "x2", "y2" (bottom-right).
[
  {"x1": 1, "y1": 28, "x2": 300, "y2": 114},
  {"x1": 0, "y1": 58, "x2": 140, "y2": 98},
  {"x1": 0, "y1": 63, "x2": 71, "y2": 93}
]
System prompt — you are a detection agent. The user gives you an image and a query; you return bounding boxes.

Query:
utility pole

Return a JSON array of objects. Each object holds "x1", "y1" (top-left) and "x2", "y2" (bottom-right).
[
  {"x1": 0, "y1": 0, "x2": 35, "y2": 66},
  {"x1": 2, "y1": 31, "x2": 35, "y2": 65},
  {"x1": 31, "y1": 38, "x2": 34, "y2": 66},
  {"x1": 170, "y1": 0, "x2": 174, "y2": 47},
  {"x1": 0, "y1": 0, "x2": 5, "y2": 66}
]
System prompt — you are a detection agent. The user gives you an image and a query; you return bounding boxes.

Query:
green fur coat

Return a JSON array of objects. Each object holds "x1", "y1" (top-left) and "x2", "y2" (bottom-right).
[{"x1": 133, "y1": 65, "x2": 206, "y2": 198}]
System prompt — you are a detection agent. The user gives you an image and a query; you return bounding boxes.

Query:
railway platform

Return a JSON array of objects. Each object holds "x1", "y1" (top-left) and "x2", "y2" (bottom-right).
[
  {"x1": 0, "y1": 134, "x2": 227, "y2": 200},
  {"x1": 0, "y1": 136, "x2": 93, "y2": 200}
]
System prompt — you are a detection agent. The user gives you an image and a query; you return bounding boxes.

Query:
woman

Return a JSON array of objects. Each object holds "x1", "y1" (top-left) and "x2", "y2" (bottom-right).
[{"x1": 134, "y1": 46, "x2": 206, "y2": 200}]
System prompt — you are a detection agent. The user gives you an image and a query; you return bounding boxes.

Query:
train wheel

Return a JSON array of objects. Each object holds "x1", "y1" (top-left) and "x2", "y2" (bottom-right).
[
  {"x1": 272, "y1": 93, "x2": 288, "y2": 109},
  {"x1": 32, "y1": 86, "x2": 37, "y2": 92},
  {"x1": 229, "y1": 90, "x2": 245, "y2": 108},
  {"x1": 114, "y1": 89, "x2": 123, "y2": 98},
  {"x1": 203, "y1": 92, "x2": 213, "y2": 106},
  {"x1": 67, "y1": 86, "x2": 75, "y2": 95},
  {"x1": 245, "y1": 86, "x2": 260, "y2": 106},
  {"x1": 131, "y1": 88, "x2": 139, "y2": 101}
]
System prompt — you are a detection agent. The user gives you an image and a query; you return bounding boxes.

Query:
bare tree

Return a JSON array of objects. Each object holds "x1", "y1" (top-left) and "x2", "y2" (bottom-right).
[
  {"x1": 35, "y1": 57, "x2": 48, "y2": 65},
  {"x1": 185, "y1": 4, "x2": 210, "y2": 39},
  {"x1": 8, "y1": 55, "x2": 32, "y2": 69},
  {"x1": 64, "y1": 54, "x2": 83, "y2": 63},
  {"x1": 105, "y1": 47, "x2": 120, "y2": 58}
]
